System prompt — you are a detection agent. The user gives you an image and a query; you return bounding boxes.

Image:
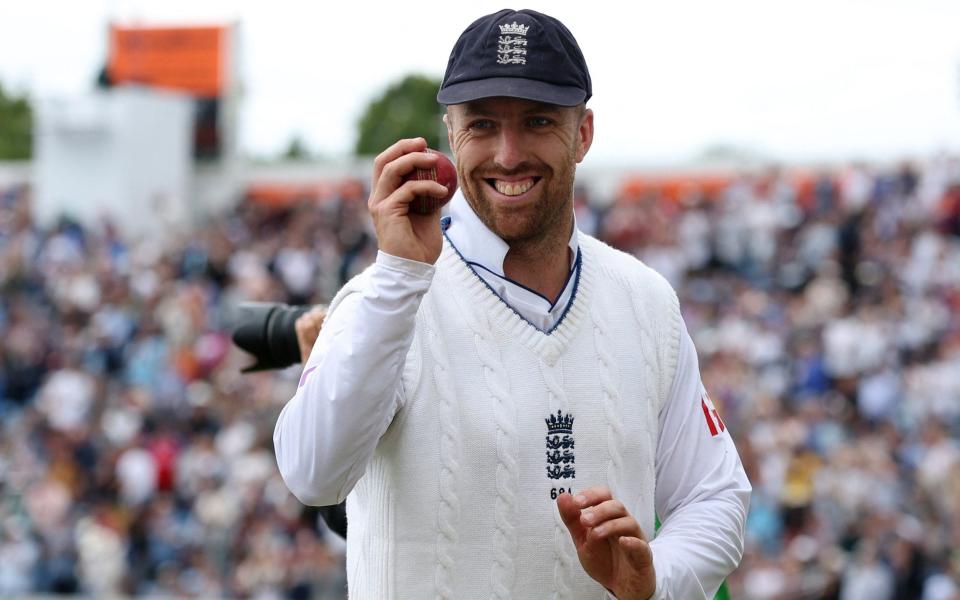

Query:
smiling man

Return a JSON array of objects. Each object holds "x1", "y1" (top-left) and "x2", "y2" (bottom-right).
[{"x1": 274, "y1": 8, "x2": 750, "y2": 599}]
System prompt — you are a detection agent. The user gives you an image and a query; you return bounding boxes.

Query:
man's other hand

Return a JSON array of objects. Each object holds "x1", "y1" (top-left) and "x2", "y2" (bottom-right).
[
  {"x1": 557, "y1": 486, "x2": 656, "y2": 600},
  {"x1": 295, "y1": 305, "x2": 328, "y2": 364}
]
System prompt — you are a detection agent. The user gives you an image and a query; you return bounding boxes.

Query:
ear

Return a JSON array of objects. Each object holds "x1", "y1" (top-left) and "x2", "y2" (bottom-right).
[
  {"x1": 575, "y1": 108, "x2": 594, "y2": 163},
  {"x1": 443, "y1": 112, "x2": 455, "y2": 153}
]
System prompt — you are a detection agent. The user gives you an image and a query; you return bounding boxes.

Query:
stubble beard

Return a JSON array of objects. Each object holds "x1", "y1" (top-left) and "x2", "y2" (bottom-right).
[{"x1": 457, "y1": 148, "x2": 577, "y2": 254}]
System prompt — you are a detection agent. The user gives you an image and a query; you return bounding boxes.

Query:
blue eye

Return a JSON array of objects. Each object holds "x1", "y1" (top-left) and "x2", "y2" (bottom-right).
[
  {"x1": 528, "y1": 117, "x2": 552, "y2": 127},
  {"x1": 470, "y1": 119, "x2": 494, "y2": 130}
]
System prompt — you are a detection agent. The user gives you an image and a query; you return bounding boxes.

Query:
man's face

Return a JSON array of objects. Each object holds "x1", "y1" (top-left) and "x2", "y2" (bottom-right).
[{"x1": 444, "y1": 97, "x2": 594, "y2": 247}]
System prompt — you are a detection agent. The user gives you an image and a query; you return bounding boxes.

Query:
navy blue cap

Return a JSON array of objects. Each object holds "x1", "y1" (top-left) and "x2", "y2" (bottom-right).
[{"x1": 437, "y1": 9, "x2": 592, "y2": 107}]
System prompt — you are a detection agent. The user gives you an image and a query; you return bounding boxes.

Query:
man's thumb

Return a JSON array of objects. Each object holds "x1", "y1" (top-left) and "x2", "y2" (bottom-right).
[{"x1": 619, "y1": 536, "x2": 654, "y2": 572}]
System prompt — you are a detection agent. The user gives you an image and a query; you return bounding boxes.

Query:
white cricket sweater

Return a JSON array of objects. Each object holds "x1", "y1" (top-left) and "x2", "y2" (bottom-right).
[{"x1": 330, "y1": 234, "x2": 681, "y2": 599}]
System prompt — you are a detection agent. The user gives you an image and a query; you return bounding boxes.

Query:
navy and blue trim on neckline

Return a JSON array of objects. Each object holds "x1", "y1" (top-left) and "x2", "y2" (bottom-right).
[
  {"x1": 442, "y1": 229, "x2": 583, "y2": 335},
  {"x1": 464, "y1": 259, "x2": 577, "y2": 312}
]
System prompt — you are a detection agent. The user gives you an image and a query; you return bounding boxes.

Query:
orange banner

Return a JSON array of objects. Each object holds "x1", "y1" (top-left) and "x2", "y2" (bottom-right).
[
  {"x1": 108, "y1": 25, "x2": 227, "y2": 97},
  {"x1": 619, "y1": 173, "x2": 734, "y2": 203}
]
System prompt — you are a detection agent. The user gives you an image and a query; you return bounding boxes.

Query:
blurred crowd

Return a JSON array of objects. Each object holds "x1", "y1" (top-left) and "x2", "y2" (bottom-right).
[
  {"x1": 601, "y1": 157, "x2": 960, "y2": 600},
  {"x1": 0, "y1": 187, "x2": 371, "y2": 597},
  {"x1": 1, "y1": 154, "x2": 959, "y2": 599}
]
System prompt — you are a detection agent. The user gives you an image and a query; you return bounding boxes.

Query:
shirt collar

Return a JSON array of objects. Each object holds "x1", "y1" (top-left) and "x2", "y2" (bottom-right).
[{"x1": 445, "y1": 189, "x2": 580, "y2": 277}]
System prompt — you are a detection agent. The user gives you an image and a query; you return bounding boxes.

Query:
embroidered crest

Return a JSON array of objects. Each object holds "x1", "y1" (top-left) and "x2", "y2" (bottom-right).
[
  {"x1": 497, "y1": 21, "x2": 530, "y2": 65},
  {"x1": 545, "y1": 410, "x2": 575, "y2": 479}
]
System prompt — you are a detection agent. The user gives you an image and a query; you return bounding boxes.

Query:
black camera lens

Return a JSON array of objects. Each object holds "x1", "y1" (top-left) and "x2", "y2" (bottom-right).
[{"x1": 231, "y1": 302, "x2": 312, "y2": 372}]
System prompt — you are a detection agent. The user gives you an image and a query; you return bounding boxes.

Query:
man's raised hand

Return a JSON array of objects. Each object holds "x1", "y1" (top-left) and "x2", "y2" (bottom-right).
[
  {"x1": 369, "y1": 137, "x2": 450, "y2": 264},
  {"x1": 557, "y1": 486, "x2": 656, "y2": 599}
]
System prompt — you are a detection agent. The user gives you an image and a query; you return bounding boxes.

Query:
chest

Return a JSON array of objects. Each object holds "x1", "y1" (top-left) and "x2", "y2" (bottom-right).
[{"x1": 398, "y1": 286, "x2": 661, "y2": 500}]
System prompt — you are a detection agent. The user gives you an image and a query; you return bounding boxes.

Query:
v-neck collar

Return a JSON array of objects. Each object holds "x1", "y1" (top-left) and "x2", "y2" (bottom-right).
[{"x1": 436, "y1": 234, "x2": 594, "y2": 364}]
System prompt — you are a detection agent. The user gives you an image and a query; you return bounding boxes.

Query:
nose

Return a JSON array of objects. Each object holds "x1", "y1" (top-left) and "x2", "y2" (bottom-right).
[{"x1": 492, "y1": 125, "x2": 526, "y2": 171}]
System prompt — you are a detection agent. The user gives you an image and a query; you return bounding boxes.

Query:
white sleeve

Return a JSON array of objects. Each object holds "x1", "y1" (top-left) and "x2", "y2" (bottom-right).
[
  {"x1": 648, "y1": 324, "x2": 752, "y2": 600},
  {"x1": 273, "y1": 251, "x2": 434, "y2": 506}
]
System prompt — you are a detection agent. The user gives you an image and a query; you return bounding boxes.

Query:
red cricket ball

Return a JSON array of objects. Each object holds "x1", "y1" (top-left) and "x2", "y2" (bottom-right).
[{"x1": 403, "y1": 149, "x2": 458, "y2": 214}]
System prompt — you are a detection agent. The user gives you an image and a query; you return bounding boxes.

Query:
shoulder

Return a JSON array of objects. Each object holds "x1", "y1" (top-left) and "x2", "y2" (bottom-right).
[
  {"x1": 579, "y1": 234, "x2": 685, "y2": 406},
  {"x1": 579, "y1": 233, "x2": 678, "y2": 305}
]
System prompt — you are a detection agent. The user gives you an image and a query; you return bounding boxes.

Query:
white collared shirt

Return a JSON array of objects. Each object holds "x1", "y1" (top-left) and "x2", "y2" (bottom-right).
[{"x1": 443, "y1": 190, "x2": 579, "y2": 332}]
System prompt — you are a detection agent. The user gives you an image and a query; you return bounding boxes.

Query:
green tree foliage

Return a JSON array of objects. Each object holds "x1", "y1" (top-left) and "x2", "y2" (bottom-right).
[
  {"x1": 283, "y1": 135, "x2": 310, "y2": 160},
  {"x1": 0, "y1": 83, "x2": 33, "y2": 160},
  {"x1": 354, "y1": 74, "x2": 444, "y2": 156}
]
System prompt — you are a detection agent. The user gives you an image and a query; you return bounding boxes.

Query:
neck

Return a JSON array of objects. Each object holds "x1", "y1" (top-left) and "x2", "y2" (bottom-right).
[{"x1": 503, "y1": 230, "x2": 573, "y2": 303}]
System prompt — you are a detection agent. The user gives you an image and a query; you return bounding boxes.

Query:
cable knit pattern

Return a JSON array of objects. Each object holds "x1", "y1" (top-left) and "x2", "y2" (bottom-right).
[
  {"x1": 540, "y1": 360, "x2": 574, "y2": 600},
  {"x1": 656, "y1": 288, "x2": 683, "y2": 414},
  {"x1": 630, "y1": 286, "x2": 658, "y2": 415},
  {"x1": 584, "y1": 235, "x2": 682, "y2": 423},
  {"x1": 443, "y1": 270, "x2": 520, "y2": 599},
  {"x1": 582, "y1": 235, "x2": 683, "y2": 535},
  {"x1": 349, "y1": 455, "x2": 393, "y2": 599},
  {"x1": 627, "y1": 292, "x2": 661, "y2": 535},
  {"x1": 479, "y1": 317, "x2": 520, "y2": 599},
  {"x1": 592, "y1": 307, "x2": 625, "y2": 499},
  {"x1": 424, "y1": 296, "x2": 462, "y2": 600},
  {"x1": 629, "y1": 275, "x2": 682, "y2": 493}
]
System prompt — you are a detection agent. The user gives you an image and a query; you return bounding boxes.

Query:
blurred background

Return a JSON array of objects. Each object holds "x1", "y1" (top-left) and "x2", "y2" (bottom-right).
[{"x1": 1, "y1": 1, "x2": 959, "y2": 598}]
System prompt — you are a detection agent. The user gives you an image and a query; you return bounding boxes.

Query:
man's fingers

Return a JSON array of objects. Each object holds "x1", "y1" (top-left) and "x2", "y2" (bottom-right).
[
  {"x1": 295, "y1": 324, "x2": 318, "y2": 363},
  {"x1": 557, "y1": 492, "x2": 588, "y2": 547},
  {"x1": 295, "y1": 306, "x2": 328, "y2": 363},
  {"x1": 295, "y1": 315, "x2": 325, "y2": 342},
  {"x1": 372, "y1": 137, "x2": 428, "y2": 182},
  {"x1": 304, "y1": 305, "x2": 328, "y2": 322},
  {"x1": 295, "y1": 306, "x2": 327, "y2": 329},
  {"x1": 373, "y1": 180, "x2": 451, "y2": 217},
  {"x1": 571, "y1": 486, "x2": 613, "y2": 509},
  {"x1": 618, "y1": 536, "x2": 654, "y2": 572},
  {"x1": 579, "y1": 498, "x2": 628, "y2": 528},
  {"x1": 301, "y1": 316, "x2": 325, "y2": 333},
  {"x1": 296, "y1": 316, "x2": 323, "y2": 334},
  {"x1": 372, "y1": 150, "x2": 439, "y2": 205},
  {"x1": 618, "y1": 537, "x2": 657, "y2": 600},
  {"x1": 587, "y1": 516, "x2": 643, "y2": 542}
]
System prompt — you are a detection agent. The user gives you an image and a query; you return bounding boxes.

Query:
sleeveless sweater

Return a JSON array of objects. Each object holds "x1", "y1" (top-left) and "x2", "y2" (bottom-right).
[{"x1": 333, "y1": 233, "x2": 682, "y2": 599}]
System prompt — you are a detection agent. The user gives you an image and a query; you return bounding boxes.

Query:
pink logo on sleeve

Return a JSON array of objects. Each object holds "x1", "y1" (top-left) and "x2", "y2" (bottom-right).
[{"x1": 298, "y1": 364, "x2": 318, "y2": 388}]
